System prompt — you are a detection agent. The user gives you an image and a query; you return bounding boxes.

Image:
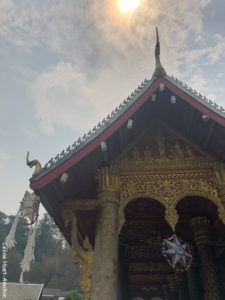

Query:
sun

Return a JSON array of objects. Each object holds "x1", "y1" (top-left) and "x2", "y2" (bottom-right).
[{"x1": 117, "y1": 0, "x2": 140, "y2": 13}]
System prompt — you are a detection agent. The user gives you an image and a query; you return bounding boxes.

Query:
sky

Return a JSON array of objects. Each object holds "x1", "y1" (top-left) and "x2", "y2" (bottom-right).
[{"x1": 0, "y1": 0, "x2": 225, "y2": 217}]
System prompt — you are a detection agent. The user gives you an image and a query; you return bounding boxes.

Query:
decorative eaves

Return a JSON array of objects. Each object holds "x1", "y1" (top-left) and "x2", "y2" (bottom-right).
[
  {"x1": 31, "y1": 77, "x2": 155, "y2": 180},
  {"x1": 31, "y1": 73, "x2": 225, "y2": 182},
  {"x1": 166, "y1": 75, "x2": 225, "y2": 117},
  {"x1": 30, "y1": 28, "x2": 225, "y2": 182}
]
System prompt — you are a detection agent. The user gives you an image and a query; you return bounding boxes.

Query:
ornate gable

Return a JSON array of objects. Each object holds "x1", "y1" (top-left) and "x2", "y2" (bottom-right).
[
  {"x1": 112, "y1": 120, "x2": 214, "y2": 173},
  {"x1": 110, "y1": 121, "x2": 225, "y2": 232}
]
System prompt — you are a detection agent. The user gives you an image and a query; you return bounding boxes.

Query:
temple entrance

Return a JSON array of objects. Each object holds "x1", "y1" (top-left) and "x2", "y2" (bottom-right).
[
  {"x1": 119, "y1": 198, "x2": 173, "y2": 300},
  {"x1": 119, "y1": 196, "x2": 225, "y2": 300}
]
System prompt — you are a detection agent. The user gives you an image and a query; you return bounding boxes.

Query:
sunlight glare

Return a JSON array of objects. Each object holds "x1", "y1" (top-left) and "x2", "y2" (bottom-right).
[{"x1": 118, "y1": 0, "x2": 140, "y2": 13}]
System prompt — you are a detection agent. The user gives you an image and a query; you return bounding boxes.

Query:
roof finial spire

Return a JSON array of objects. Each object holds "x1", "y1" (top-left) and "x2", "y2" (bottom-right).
[{"x1": 153, "y1": 27, "x2": 166, "y2": 77}]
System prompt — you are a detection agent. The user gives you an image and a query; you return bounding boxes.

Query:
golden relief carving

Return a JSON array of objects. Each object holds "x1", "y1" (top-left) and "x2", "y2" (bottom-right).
[
  {"x1": 118, "y1": 172, "x2": 225, "y2": 231},
  {"x1": 213, "y1": 163, "x2": 225, "y2": 212},
  {"x1": 214, "y1": 163, "x2": 225, "y2": 188},
  {"x1": 114, "y1": 142, "x2": 213, "y2": 171},
  {"x1": 96, "y1": 167, "x2": 120, "y2": 193},
  {"x1": 111, "y1": 125, "x2": 214, "y2": 173},
  {"x1": 106, "y1": 123, "x2": 225, "y2": 232},
  {"x1": 96, "y1": 167, "x2": 120, "y2": 206},
  {"x1": 62, "y1": 210, "x2": 93, "y2": 300}
]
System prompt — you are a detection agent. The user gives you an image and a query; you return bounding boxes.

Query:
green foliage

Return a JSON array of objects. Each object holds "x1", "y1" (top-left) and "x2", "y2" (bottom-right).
[
  {"x1": 0, "y1": 212, "x2": 29, "y2": 256},
  {"x1": 0, "y1": 211, "x2": 80, "y2": 290},
  {"x1": 66, "y1": 290, "x2": 83, "y2": 300},
  {"x1": 6, "y1": 249, "x2": 23, "y2": 282},
  {"x1": 35, "y1": 213, "x2": 60, "y2": 260}
]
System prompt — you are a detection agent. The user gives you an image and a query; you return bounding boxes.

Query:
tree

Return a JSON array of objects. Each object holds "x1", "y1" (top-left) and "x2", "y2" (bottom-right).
[
  {"x1": 35, "y1": 214, "x2": 60, "y2": 259},
  {"x1": 0, "y1": 211, "x2": 80, "y2": 290},
  {"x1": 66, "y1": 290, "x2": 83, "y2": 300},
  {"x1": 0, "y1": 211, "x2": 29, "y2": 256},
  {"x1": 7, "y1": 249, "x2": 23, "y2": 282},
  {"x1": 23, "y1": 261, "x2": 45, "y2": 284}
]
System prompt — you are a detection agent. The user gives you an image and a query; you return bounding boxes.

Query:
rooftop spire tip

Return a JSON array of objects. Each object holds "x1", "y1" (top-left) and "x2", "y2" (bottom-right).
[{"x1": 153, "y1": 27, "x2": 166, "y2": 77}]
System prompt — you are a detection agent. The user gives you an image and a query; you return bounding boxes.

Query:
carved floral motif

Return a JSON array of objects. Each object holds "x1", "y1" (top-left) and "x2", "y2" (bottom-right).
[{"x1": 118, "y1": 173, "x2": 225, "y2": 231}]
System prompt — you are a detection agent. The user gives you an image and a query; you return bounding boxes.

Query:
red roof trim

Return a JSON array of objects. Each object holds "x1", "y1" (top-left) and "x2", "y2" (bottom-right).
[
  {"x1": 30, "y1": 76, "x2": 225, "y2": 190},
  {"x1": 162, "y1": 77, "x2": 225, "y2": 127}
]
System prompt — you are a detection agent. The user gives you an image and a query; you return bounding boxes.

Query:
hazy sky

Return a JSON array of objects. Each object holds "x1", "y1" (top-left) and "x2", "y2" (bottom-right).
[{"x1": 1, "y1": 0, "x2": 225, "y2": 216}]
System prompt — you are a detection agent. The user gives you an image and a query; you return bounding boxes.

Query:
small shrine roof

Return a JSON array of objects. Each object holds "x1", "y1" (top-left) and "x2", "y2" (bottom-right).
[{"x1": 0, "y1": 282, "x2": 44, "y2": 300}]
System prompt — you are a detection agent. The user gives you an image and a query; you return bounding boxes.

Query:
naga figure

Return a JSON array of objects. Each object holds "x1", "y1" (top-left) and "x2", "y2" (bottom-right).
[
  {"x1": 26, "y1": 152, "x2": 42, "y2": 176},
  {"x1": 62, "y1": 210, "x2": 93, "y2": 300}
]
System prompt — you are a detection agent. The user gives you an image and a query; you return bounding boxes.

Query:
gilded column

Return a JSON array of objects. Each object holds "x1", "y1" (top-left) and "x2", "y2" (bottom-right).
[
  {"x1": 186, "y1": 245, "x2": 203, "y2": 300},
  {"x1": 190, "y1": 216, "x2": 222, "y2": 300},
  {"x1": 175, "y1": 272, "x2": 189, "y2": 300},
  {"x1": 90, "y1": 168, "x2": 120, "y2": 300}
]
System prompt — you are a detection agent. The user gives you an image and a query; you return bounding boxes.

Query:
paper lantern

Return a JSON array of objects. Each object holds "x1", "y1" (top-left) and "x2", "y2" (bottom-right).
[
  {"x1": 20, "y1": 191, "x2": 40, "y2": 226},
  {"x1": 162, "y1": 234, "x2": 192, "y2": 272}
]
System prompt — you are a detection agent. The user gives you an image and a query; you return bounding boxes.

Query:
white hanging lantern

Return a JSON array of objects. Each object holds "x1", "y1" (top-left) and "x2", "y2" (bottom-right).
[
  {"x1": 159, "y1": 83, "x2": 165, "y2": 91},
  {"x1": 60, "y1": 172, "x2": 69, "y2": 184},
  {"x1": 5, "y1": 190, "x2": 41, "y2": 284},
  {"x1": 152, "y1": 94, "x2": 156, "y2": 102},
  {"x1": 202, "y1": 114, "x2": 209, "y2": 121},
  {"x1": 170, "y1": 96, "x2": 176, "y2": 104},
  {"x1": 101, "y1": 141, "x2": 107, "y2": 151},
  {"x1": 20, "y1": 191, "x2": 40, "y2": 226},
  {"x1": 127, "y1": 118, "x2": 133, "y2": 129}
]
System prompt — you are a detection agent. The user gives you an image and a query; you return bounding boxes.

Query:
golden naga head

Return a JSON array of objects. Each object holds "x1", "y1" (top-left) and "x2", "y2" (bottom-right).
[{"x1": 26, "y1": 151, "x2": 42, "y2": 176}]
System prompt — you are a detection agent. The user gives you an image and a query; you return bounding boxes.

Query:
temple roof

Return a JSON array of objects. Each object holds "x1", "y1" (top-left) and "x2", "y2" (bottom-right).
[
  {"x1": 30, "y1": 28, "x2": 225, "y2": 190},
  {"x1": 30, "y1": 73, "x2": 225, "y2": 189}
]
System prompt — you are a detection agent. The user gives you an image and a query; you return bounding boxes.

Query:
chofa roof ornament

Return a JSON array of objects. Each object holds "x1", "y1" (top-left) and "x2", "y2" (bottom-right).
[
  {"x1": 26, "y1": 151, "x2": 44, "y2": 176},
  {"x1": 153, "y1": 27, "x2": 167, "y2": 77}
]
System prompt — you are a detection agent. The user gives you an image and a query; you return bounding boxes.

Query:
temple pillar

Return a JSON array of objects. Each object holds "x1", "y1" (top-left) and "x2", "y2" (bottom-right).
[
  {"x1": 168, "y1": 273, "x2": 178, "y2": 300},
  {"x1": 175, "y1": 272, "x2": 189, "y2": 300},
  {"x1": 190, "y1": 216, "x2": 223, "y2": 300},
  {"x1": 90, "y1": 168, "x2": 120, "y2": 300},
  {"x1": 186, "y1": 245, "x2": 203, "y2": 300}
]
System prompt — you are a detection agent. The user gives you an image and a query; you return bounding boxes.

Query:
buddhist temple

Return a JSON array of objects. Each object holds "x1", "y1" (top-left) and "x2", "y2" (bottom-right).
[{"x1": 28, "y1": 28, "x2": 225, "y2": 300}]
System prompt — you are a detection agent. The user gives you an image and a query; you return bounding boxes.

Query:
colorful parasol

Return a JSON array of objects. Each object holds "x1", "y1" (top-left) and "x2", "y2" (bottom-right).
[{"x1": 162, "y1": 234, "x2": 192, "y2": 272}]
